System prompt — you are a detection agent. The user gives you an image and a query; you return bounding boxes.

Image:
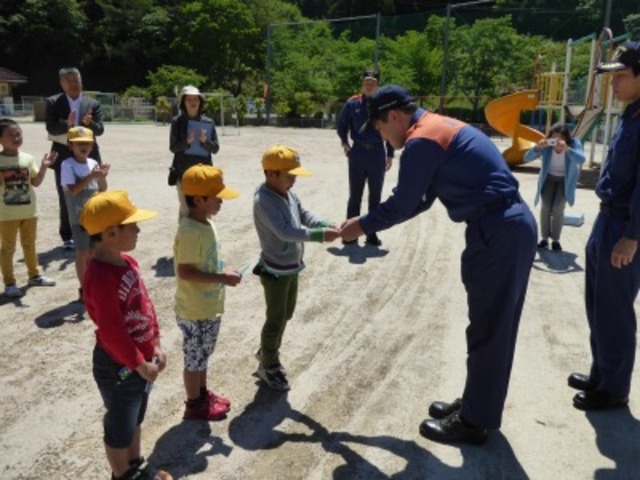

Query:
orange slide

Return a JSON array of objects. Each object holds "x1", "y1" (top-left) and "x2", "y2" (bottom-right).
[{"x1": 484, "y1": 90, "x2": 545, "y2": 166}]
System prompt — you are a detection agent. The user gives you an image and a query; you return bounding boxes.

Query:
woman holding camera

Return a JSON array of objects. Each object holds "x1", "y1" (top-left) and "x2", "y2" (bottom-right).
[{"x1": 524, "y1": 123, "x2": 585, "y2": 251}]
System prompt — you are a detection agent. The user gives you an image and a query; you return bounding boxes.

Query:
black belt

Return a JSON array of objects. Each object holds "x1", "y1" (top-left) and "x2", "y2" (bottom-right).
[
  {"x1": 354, "y1": 141, "x2": 383, "y2": 150},
  {"x1": 600, "y1": 204, "x2": 629, "y2": 219},
  {"x1": 468, "y1": 194, "x2": 522, "y2": 222},
  {"x1": 262, "y1": 258, "x2": 302, "y2": 271}
]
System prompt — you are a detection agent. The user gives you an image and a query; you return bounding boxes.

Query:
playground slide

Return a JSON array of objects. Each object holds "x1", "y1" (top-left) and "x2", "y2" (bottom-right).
[{"x1": 485, "y1": 90, "x2": 545, "y2": 166}]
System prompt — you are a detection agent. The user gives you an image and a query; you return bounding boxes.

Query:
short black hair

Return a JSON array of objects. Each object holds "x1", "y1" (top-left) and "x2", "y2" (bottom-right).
[
  {"x1": 0, "y1": 117, "x2": 18, "y2": 136},
  {"x1": 548, "y1": 122, "x2": 574, "y2": 146}
]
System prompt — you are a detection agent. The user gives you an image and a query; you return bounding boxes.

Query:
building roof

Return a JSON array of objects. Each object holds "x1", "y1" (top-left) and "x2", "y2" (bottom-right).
[{"x1": 0, "y1": 67, "x2": 27, "y2": 84}]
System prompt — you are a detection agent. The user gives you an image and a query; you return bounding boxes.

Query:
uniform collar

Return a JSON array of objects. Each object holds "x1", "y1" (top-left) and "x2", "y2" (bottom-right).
[{"x1": 625, "y1": 98, "x2": 640, "y2": 119}]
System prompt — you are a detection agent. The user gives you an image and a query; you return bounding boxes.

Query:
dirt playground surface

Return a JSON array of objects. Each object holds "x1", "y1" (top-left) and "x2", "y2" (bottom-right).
[{"x1": 1, "y1": 123, "x2": 638, "y2": 479}]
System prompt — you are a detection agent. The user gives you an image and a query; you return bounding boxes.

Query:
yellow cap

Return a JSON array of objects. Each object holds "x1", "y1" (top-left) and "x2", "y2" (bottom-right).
[
  {"x1": 80, "y1": 190, "x2": 157, "y2": 235},
  {"x1": 68, "y1": 126, "x2": 94, "y2": 142},
  {"x1": 181, "y1": 165, "x2": 240, "y2": 199},
  {"x1": 261, "y1": 145, "x2": 311, "y2": 176}
]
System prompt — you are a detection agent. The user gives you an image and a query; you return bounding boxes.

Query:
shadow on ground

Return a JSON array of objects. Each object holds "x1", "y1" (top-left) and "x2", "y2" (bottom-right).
[
  {"x1": 147, "y1": 421, "x2": 233, "y2": 478},
  {"x1": 586, "y1": 408, "x2": 640, "y2": 479},
  {"x1": 533, "y1": 249, "x2": 583, "y2": 274},
  {"x1": 218, "y1": 384, "x2": 529, "y2": 479},
  {"x1": 152, "y1": 256, "x2": 175, "y2": 277},
  {"x1": 327, "y1": 244, "x2": 389, "y2": 265},
  {"x1": 34, "y1": 301, "x2": 85, "y2": 328}
]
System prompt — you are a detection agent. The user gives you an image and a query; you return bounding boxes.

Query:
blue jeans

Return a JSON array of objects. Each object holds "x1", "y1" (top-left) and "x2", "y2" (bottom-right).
[{"x1": 93, "y1": 345, "x2": 149, "y2": 448}]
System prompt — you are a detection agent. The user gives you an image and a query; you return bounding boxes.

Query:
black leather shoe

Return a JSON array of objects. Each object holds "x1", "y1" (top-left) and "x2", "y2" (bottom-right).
[
  {"x1": 365, "y1": 234, "x2": 382, "y2": 246},
  {"x1": 342, "y1": 239, "x2": 357, "y2": 246},
  {"x1": 573, "y1": 391, "x2": 628, "y2": 411},
  {"x1": 568, "y1": 373, "x2": 596, "y2": 392},
  {"x1": 428, "y1": 398, "x2": 462, "y2": 419},
  {"x1": 419, "y1": 411, "x2": 488, "y2": 445}
]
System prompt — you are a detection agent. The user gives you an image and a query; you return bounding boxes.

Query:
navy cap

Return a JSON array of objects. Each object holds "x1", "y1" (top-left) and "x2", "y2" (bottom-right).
[
  {"x1": 361, "y1": 85, "x2": 416, "y2": 132},
  {"x1": 596, "y1": 41, "x2": 640, "y2": 73}
]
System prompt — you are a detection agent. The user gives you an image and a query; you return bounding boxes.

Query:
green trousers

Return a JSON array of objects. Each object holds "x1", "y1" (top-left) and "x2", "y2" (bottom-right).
[{"x1": 260, "y1": 273, "x2": 298, "y2": 368}]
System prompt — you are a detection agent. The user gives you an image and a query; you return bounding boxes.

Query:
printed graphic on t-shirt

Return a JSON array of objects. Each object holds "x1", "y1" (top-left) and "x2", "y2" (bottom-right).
[
  {"x1": 0, "y1": 167, "x2": 31, "y2": 206},
  {"x1": 118, "y1": 269, "x2": 156, "y2": 344}
]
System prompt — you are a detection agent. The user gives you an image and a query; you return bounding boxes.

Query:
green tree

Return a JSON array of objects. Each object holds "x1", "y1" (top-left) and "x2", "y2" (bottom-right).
[
  {"x1": 0, "y1": 0, "x2": 88, "y2": 93},
  {"x1": 380, "y1": 27, "x2": 442, "y2": 95},
  {"x1": 146, "y1": 65, "x2": 206, "y2": 99},
  {"x1": 171, "y1": 0, "x2": 261, "y2": 94},
  {"x1": 624, "y1": 14, "x2": 640, "y2": 38},
  {"x1": 449, "y1": 16, "x2": 532, "y2": 119},
  {"x1": 87, "y1": 0, "x2": 173, "y2": 91}
]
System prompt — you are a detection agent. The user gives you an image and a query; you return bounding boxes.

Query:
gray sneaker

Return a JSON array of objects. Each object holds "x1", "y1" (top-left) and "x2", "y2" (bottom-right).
[
  {"x1": 255, "y1": 364, "x2": 290, "y2": 391},
  {"x1": 4, "y1": 284, "x2": 24, "y2": 297},
  {"x1": 254, "y1": 349, "x2": 286, "y2": 374},
  {"x1": 28, "y1": 276, "x2": 56, "y2": 287}
]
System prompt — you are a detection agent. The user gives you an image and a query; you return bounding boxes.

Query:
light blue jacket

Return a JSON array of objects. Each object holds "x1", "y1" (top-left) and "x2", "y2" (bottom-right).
[{"x1": 523, "y1": 139, "x2": 586, "y2": 206}]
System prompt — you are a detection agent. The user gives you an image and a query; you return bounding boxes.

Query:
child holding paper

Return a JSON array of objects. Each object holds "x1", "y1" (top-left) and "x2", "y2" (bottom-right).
[{"x1": 169, "y1": 86, "x2": 220, "y2": 218}]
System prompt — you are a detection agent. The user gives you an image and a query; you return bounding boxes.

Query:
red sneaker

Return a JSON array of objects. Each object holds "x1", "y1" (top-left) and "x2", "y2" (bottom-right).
[
  {"x1": 183, "y1": 398, "x2": 227, "y2": 421},
  {"x1": 207, "y1": 399, "x2": 229, "y2": 420},
  {"x1": 206, "y1": 390, "x2": 231, "y2": 408}
]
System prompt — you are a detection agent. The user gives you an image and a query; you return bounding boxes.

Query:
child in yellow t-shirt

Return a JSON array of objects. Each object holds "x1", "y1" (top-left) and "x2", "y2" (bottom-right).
[
  {"x1": 173, "y1": 164, "x2": 241, "y2": 421},
  {"x1": 0, "y1": 118, "x2": 57, "y2": 297}
]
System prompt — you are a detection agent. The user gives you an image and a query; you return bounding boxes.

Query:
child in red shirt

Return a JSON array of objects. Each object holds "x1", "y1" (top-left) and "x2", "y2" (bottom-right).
[{"x1": 80, "y1": 190, "x2": 171, "y2": 480}]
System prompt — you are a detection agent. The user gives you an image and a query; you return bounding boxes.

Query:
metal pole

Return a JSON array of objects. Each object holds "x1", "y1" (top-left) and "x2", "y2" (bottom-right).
[
  {"x1": 604, "y1": 0, "x2": 612, "y2": 28},
  {"x1": 439, "y1": 0, "x2": 494, "y2": 114},
  {"x1": 439, "y1": 3, "x2": 451, "y2": 114},
  {"x1": 374, "y1": 13, "x2": 381, "y2": 72},
  {"x1": 265, "y1": 24, "x2": 272, "y2": 124}
]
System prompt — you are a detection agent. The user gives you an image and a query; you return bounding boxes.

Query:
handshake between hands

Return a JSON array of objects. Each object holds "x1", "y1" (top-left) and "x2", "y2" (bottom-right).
[{"x1": 323, "y1": 217, "x2": 364, "y2": 243}]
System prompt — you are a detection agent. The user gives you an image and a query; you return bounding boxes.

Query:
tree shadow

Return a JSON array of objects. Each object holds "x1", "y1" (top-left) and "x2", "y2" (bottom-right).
[
  {"x1": 585, "y1": 408, "x2": 640, "y2": 479},
  {"x1": 228, "y1": 385, "x2": 529, "y2": 478},
  {"x1": 146, "y1": 421, "x2": 233, "y2": 478},
  {"x1": 326, "y1": 244, "x2": 389, "y2": 265},
  {"x1": 33, "y1": 301, "x2": 86, "y2": 328},
  {"x1": 152, "y1": 256, "x2": 175, "y2": 277},
  {"x1": 533, "y1": 249, "x2": 583, "y2": 274}
]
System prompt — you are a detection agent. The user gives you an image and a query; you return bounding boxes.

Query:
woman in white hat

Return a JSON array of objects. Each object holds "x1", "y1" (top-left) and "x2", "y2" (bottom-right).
[{"x1": 169, "y1": 85, "x2": 220, "y2": 218}]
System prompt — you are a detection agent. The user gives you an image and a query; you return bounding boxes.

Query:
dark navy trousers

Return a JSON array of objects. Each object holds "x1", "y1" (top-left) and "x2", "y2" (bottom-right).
[
  {"x1": 585, "y1": 213, "x2": 640, "y2": 398},
  {"x1": 346, "y1": 143, "x2": 386, "y2": 219},
  {"x1": 460, "y1": 200, "x2": 537, "y2": 429}
]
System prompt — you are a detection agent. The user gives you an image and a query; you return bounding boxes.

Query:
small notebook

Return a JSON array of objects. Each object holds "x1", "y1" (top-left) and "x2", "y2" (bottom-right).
[{"x1": 185, "y1": 120, "x2": 213, "y2": 157}]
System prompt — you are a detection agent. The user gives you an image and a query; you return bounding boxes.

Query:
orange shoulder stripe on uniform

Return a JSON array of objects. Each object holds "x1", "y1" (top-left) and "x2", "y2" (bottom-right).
[{"x1": 406, "y1": 112, "x2": 466, "y2": 151}]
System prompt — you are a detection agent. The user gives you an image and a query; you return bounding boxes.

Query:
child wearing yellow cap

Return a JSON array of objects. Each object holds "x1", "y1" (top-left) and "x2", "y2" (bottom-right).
[
  {"x1": 252, "y1": 145, "x2": 340, "y2": 390},
  {"x1": 80, "y1": 190, "x2": 170, "y2": 480},
  {"x1": 174, "y1": 164, "x2": 241, "y2": 420},
  {"x1": 61, "y1": 126, "x2": 110, "y2": 301}
]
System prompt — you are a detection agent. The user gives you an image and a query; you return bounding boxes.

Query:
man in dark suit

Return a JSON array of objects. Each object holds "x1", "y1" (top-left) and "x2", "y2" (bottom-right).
[{"x1": 45, "y1": 67, "x2": 104, "y2": 249}]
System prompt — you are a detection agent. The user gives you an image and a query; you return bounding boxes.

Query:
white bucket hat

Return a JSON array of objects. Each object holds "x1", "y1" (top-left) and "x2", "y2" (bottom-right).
[{"x1": 178, "y1": 85, "x2": 204, "y2": 106}]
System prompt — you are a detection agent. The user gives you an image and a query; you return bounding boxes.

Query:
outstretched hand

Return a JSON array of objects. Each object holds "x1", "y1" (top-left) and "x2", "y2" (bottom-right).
[
  {"x1": 340, "y1": 218, "x2": 364, "y2": 242},
  {"x1": 41, "y1": 151, "x2": 58, "y2": 168},
  {"x1": 323, "y1": 228, "x2": 341, "y2": 242}
]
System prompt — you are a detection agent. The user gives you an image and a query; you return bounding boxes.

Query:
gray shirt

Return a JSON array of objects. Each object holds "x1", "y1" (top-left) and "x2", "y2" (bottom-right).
[{"x1": 253, "y1": 183, "x2": 328, "y2": 275}]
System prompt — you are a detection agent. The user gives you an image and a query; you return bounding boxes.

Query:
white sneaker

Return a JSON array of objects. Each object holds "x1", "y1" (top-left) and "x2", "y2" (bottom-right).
[
  {"x1": 28, "y1": 276, "x2": 56, "y2": 287},
  {"x1": 4, "y1": 285, "x2": 24, "y2": 297}
]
